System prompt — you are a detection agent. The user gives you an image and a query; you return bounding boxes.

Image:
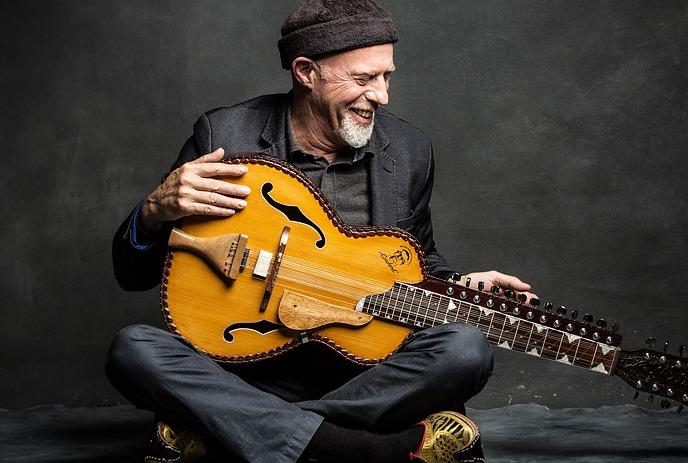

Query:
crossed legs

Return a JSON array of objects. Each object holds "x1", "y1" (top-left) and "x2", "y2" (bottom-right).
[{"x1": 106, "y1": 323, "x2": 493, "y2": 463}]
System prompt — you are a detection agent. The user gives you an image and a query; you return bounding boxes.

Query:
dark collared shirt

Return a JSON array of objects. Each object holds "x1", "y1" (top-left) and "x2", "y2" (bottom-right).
[{"x1": 285, "y1": 108, "x2": 372, "y2": 227}]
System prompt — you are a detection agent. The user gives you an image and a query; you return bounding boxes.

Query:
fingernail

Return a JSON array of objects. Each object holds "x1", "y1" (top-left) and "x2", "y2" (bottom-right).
[
  {"x1": 239, "y1": 166, "x2": 248, "y2": 173},
  {"x1": 236, "y1": 201, "x2": 247, "y2": 209},
  {"x1": 240, "y1": 186, "x2": 251, "y2": 195}
]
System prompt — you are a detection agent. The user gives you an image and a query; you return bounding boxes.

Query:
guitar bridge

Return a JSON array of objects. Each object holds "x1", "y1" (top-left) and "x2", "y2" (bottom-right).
[
  {"x1": 168, "y1": 228, "x2": 248, "y2": 282},
  {"x1": 258, "y1": 226, "x2": 290, "y2": 312}
]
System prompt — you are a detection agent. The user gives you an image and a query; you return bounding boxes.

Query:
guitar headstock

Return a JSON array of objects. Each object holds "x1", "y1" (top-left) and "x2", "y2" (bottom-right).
[{"x1": 615, "y1": 347, "x2": 688, "y2": 409}]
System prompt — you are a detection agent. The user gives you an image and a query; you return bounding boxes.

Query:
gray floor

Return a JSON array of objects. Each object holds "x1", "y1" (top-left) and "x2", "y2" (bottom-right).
[{"x1": 1, "y1": 404, "x2": 686, "y2": 462}]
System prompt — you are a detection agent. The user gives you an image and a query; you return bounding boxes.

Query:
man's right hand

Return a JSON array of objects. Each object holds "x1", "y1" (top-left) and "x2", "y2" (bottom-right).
[{"x1": 139, "y1": 148, "x2": 250, "y2": 233}]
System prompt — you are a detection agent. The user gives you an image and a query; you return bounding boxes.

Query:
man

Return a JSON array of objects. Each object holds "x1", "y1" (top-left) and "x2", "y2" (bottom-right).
[{"x1": 107, "y1": 1, "x2": 534, "y2": 462}]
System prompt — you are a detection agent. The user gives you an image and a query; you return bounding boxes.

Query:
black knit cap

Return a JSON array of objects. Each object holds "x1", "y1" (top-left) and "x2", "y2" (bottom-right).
[{"x1": 278, "y1": 0, "x2": 398, "y2": 70}]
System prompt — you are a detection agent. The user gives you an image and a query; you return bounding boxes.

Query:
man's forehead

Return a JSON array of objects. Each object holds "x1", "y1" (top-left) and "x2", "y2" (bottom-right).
[{"x1": 320, "y1": 44, "x2": 395, "y2": 73}]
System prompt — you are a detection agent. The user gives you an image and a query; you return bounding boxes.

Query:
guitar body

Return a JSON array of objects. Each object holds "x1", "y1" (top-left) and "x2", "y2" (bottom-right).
[{"x1": 162, "y1": 154, "x2": 427, "y2": 364}]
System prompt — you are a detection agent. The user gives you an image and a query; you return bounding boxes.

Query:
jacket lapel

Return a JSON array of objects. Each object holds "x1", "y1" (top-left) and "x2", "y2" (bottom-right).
[
  {"x1": 369, "y1": 126, "x2": 395, "y2": 226},
  {"x1": 259, "y1": 95, "x2": 290, "y2": 161}
]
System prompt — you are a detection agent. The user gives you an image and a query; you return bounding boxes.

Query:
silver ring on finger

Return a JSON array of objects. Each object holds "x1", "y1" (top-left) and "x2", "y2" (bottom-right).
[{"x1": 209, "y1": 192, "x2": 218, "y2": 205}]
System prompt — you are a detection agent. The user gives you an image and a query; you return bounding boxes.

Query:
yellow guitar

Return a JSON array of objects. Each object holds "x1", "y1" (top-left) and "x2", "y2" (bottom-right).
[{"x1": 162, "y1": 154, "x2": 687, "y2": 409}]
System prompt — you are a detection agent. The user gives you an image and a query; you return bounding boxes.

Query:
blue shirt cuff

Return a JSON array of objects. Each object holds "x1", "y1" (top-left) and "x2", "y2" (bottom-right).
[{"x1": 128, "y1": 202, "x2": 157, "y2": 251}]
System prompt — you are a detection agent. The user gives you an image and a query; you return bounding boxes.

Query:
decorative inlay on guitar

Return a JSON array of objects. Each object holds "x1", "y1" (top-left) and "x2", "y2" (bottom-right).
[{"x1": 161, "y1": 153, "x2": 687, "y2": 410}]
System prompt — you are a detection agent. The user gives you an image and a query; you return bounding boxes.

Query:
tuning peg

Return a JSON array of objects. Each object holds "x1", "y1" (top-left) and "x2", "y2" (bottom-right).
[
  {"x1": 647, "y1": 394, "x2": 654, "y2": 404},
  {"x1": 664, "y1": 341, "x2": 669, "y2": 353},
  {"x1": 570, "y1": 310, "x2": 578, "y2": 319},
  {"x1": 544, "y1": 302, "x2": 553, "y2": 311},
  {"x1": 661, "y1": 399, "x2": 671, "y2": 409},
  {"x1": 448, "y1": 273, "x2": 462, "y2": 284},
  {"x1": 612, "y1": 323, "x2": 619, "y2": 333},
  {"x1": 583, "y1": 313, "x2": 594, "y2": 323},
  {"x1": 646, "y1": 337, "x2": 656, "y2": 348},
  {"x1": 465, "y1": 277, "x2": 471, "y2": 288},
  {"x1": 529, "y1": 298, "x2": 541, "y2": 306},
  {"x1": 478, "y1": 281, "x2": 485, "y2": 291},
  {"x1": 680, "y1": 345, "x2": 685, "y2": 357},
  {"x1": 596, "y1": 319, "x2": 607, "y2": 328},
  {"x1": 556, "y1": 306, "x2": 567, "y2": 315},
  {"x1": 491, "y1": 285, "x2": 500, "y2": 294},
  {"x1": 518, "y1": 293, "x2": 527, "y2": 303}
]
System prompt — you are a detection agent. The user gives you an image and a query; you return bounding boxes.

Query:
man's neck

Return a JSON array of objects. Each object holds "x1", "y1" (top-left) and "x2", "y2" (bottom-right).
[{"x1": 290, "y1": 94, "x2": 343, "y2": 163}]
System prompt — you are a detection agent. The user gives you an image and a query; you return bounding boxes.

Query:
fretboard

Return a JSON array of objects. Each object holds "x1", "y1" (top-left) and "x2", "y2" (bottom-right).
[{"x1": 356, "y1": 281, "x2": 619, "y2": 375}]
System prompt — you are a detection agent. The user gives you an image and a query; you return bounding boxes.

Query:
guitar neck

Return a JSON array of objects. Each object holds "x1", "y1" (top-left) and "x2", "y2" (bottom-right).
[{"x1": 357, "y1": 279, "x2": 621, "y2": 376}]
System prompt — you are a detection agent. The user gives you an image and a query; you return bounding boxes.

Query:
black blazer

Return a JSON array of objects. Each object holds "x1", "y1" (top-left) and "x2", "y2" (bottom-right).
[{"x1": 112, "y1": 93, "x2": 453, "y2": 290}]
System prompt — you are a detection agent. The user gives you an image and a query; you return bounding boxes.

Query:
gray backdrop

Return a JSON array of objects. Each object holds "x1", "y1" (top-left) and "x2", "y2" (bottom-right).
[{"x1": 2, "y1": 0, "x2": 687, "y2": 410}]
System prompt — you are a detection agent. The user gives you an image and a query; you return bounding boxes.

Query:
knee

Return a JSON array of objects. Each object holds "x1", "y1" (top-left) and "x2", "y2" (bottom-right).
[
  {"x1": 105, "y1": 324, "x2": 167, "y2": 385},
  {"x1": 415, "y1": 324, "x2": 494, "y2": 392}
]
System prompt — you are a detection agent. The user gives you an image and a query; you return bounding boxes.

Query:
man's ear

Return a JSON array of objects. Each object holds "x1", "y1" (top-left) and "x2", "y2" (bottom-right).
[{"x1": 291, "y1": 57, "x2": 318, "y2": 89}]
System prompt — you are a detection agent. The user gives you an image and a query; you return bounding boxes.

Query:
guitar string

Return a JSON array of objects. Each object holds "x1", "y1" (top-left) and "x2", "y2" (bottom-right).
[
  {"x1": 240, "y1": 254, "x2": 395, "y2": 296},
  {"x1": 240, "y1": 241, "x2": 418, "y2": 288},
  {"x1": 363, "y1": 287, "x2": 610, "y2": 367},
  {"x1": 388, "y1": 285, "x2": 608, "y2": 364},
  {"x1": 278, "y1": 275, "x2": 609, "y2": 367},
  {"x1": 200, "y1": 252, "x2": 610, "y2": 367}
]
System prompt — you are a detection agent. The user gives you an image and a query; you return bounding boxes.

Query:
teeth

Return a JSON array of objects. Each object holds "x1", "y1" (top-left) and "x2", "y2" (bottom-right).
[{"x1": 351, "y1": 108, "x2": 373, "y2": 118}]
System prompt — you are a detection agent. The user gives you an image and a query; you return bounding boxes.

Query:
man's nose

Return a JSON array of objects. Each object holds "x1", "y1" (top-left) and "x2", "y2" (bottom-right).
[{"x1": 365, "y1": 76, "x2": 389, "y2": 106}]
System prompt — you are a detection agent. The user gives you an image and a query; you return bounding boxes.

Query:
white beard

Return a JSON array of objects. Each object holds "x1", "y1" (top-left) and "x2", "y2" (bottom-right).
[{"x1": 338, "y1": 111, "x2": 375, "y2": 148}]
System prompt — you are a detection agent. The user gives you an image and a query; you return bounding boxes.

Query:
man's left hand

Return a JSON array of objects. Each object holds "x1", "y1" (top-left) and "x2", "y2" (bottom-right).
[{"x1": 462, "y1": 270, "x2": 538, "y2": 303}]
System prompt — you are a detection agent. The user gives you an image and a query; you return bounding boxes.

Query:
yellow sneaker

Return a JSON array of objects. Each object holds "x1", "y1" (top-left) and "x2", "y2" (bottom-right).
[
  {"x1": 412, "y1": 411, "x2": 485, "y2": 463},
  {"x1": 144, "y1": 420, "x2": 209, "y2": 463}
]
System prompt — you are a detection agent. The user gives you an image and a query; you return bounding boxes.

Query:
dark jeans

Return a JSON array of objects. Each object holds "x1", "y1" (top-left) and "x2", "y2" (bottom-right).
[{"x1": 105, "y1": 323, "x2": 493, "y2": 463}]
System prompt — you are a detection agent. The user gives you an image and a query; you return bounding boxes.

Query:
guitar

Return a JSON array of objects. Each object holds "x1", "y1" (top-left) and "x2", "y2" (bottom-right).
[{"x1": 161, "y1": 153, "x2": 687, "y2": 410}]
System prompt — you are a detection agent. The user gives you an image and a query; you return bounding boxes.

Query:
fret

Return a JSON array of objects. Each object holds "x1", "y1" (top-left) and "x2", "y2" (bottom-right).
[
  {"x1": 510, "y1": 319, "x2": 531, "y2": 353},
  {"x1": 436, "y1": 296, "x2": 446, "y2": 323},
  {"x1": 541, "y1": 329, "x2": 563, "y2": 361},
  {"x1": 399, "y1": 286, "x2": 413, "y2": 324},
  {"x1": 523, "y1": 322, "x2": 536, "y2": 354},
  {"x1": 421, "y1": 292, "x2": 434, "y2": 327},
  {"x1": 371, "y1": 294, "x2": 379, "y2": 315},
  {"x1": 554, "y1": 330, "x2": 565, "y2": 359},
  {"x1": 484, "y1": 311, "x2": 500, "y2": 343},
  {"x1": 379, "y1": 286, "x2": 390, "y2": 319},
  {"x1": 385, "y1": 284, "x2": 400, "y2": 321},
  {"x1": 427, "y1": 292, "x2": 439, "y2": 327},
  {"x1": 435, "y1": 295, "x2": 448, "y2": 325},
  {"x1": 410, "y1": 289, "x2": 422, "y2": 327},
  {"x1": 418, "y1": 291, "x2": 432, "y2": 328},
  {"x1": 406, "y1": 285, "x2": 416, "y2": 320},
  {"x1": 592, "y1": 344, "x2": 616, "y2": 374},
  {"x1": 498, "y1": 314, "x2": 520, "y2": 350},
  {"x1": 364, "y1": 293, "x2": 373, "y2": 314},
  {"x1": 574, "y1": 338, "x2": 598, "y2": 369},
  {"x1": 572, "y1": 336, "x2": 581, "y2": 365},
  {"x1": 527, "y1": 324, "x2": 547, "y2": 357},
  {"x1": 429, "y1": 292, "x2": 440, "y2": 326},
  {"x1": 446, "y1": 297, "x2": 459, "y2": 323},
  {"x1": 463, "y1": 301, "x2": 472, "y2": 323},
  {"x1": 556, "y1": 333, "x2": 582, "y2": 366},
  {"x1": 395, "y1": 284, "x2": 410, "y2": 323}
]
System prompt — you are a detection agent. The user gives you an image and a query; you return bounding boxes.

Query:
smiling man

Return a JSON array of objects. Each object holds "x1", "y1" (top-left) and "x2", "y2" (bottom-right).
[{"x1": 107, "y1": 1, "x2": 534, "y2": 462}]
